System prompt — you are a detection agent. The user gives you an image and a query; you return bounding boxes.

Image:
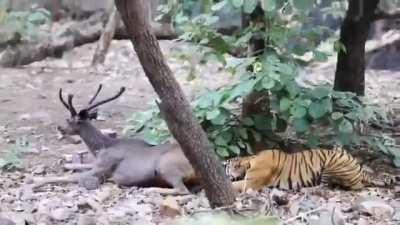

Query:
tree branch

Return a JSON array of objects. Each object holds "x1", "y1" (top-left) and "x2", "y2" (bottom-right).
[{"x1": 373, "y1": 10, "x2": 400, "y2": 21}]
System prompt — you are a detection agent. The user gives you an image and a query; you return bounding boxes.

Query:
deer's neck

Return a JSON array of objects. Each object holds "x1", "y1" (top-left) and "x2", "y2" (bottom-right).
[{"x1": 78, "y1": 122, "x2": 116, "y2": 154}]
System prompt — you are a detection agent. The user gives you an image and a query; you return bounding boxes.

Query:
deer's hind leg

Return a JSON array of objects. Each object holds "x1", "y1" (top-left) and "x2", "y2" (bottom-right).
[{"x1": 29, "y1": 154, "x2": 121, "y2": 191}]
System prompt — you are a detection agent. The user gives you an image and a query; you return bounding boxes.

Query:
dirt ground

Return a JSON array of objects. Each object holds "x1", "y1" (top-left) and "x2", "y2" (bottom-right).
[{"x1": 0, "y1": 40, "x2": 399, "y2": 225}]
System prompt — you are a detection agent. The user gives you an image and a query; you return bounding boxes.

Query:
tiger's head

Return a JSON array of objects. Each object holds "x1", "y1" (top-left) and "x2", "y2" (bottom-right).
[{"x1": 225, "y1": 157, "x2": 251, "y2": 181}]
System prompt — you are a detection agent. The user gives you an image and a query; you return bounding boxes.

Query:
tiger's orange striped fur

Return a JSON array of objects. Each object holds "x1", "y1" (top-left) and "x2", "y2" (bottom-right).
[{"x1": 226, "y1": 149, "x2": 390, "y2": 192}]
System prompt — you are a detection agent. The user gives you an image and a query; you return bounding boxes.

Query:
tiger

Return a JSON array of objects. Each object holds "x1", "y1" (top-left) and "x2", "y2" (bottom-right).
[{"x1": 225, "y1": 148, "x2": 394, "y2": 192}]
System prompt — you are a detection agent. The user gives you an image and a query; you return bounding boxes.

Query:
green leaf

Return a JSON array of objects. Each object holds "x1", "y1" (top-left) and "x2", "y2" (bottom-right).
[
  {"x1": 211, "y1": 0, "x2": 227, "y2": 11},
  {"x1": 338, "y1": 119, "x2": 353, "y2": 133},
  {"x1": 308, "y1": 101, "x2": 327, "y2": 119},
  {"x1": 206, "y1": 108, "x2": 220, "y2": 120},
  {"x1": 306, "y1": 135, "x2": 319, "y2": 148},
  {"x1": 261, "y1": 0, "x2": 277, "y2": 12},
  {"x1": 210, "y1": 113, "x2": 227, "y2": 125},
  {"x1": 245, "y1": 142, "x2": 253, "y2": 154},
  {"x1": 261, "y1": 77, "x2": 276, "y2": 89},
  {"x1": 228, "y1": 145, "x2": 241, "y2": 155},
  {"x1": 143, "y1": 129, "x2": 165, "y2": 145},
  {"x1": 321, "y1": 98, "x2": 332, "y2": 113},
  {"x1": 292, "y1": 0, "x2": 314, "y2": 12},
  {"x1": 250, "y1": 129, "x2": 262, "y2": 142},
  {"x1": 311, "y1": 86, "x2": 331, "y2": 99},
  {"x1": 215, "y1": 135, "x2": 228, "y2": 146},
  {"x1": 393, "y1": 157, "x2": 400, "y2": 168},
  {"x1": 279, "y1": 98, "x2": 292, "y2": 111},
  {"x1": 221, "y1": 131, "x2": 233, "y2": 143},
  {"x1": 331, "y1": 112, "x2": 343, "y2": 120},
  {"x1": 238, "y1": 128, "x2": 248, "y2": 139},
  {"x1": 293, "y1": 118, "x2": 309, "y2": 133},
  {"x1": 229, "y1": 79, "x2": 258, "y2": 100},
  {"x1": 334, "y1": 40, "x2": 347, "y2": 53},
  {"x1": 0, "y1": 158, "x2": 7, "y2": 168},
  {"x1": 242, "y1": 117, "x2": 254, "y2": 126},
  {"x1": 243, "y1": 0, "x2": 258, "y2": 13},
  {"x1": 313, "y1": 50, "x2": 328, "y2": 62},
  {"x1": 216, "y1": 147, "x2": 230, "y2": 157},
  {"x1": 285, "y1": 81, "x2": 300, "y2": 98},
  {"x1": 254, "y1": 115, "x2": 272, "y2": 130},
  {"x1": 290, "y1": 105, "x2": 307, "y2": 118},
  {"x1": 231, "y1": 0, "x2": 244, "y2": 8}
]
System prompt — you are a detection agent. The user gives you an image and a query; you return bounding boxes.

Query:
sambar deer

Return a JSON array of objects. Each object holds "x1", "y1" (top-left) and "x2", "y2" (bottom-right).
[{"x1": 28, "y1": 85, "x2": 198, "y2": 193}]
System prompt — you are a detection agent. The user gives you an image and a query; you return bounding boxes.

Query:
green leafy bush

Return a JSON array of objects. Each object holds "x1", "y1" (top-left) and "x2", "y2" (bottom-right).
[
  {"x1": 0, "y1": 138, "x2": 27, "y2": 170},
  {"x1": 125, "y1": 0, "x2": 398, "y2": 166},
  {"x1": 0, "y1": 6, "x2": 51, "y2": 45}
]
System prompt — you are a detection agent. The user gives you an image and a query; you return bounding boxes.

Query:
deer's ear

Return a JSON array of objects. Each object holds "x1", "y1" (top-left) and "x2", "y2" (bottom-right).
[{"x1": 78, "y1": 110, "x2": 89, "y2": 120}]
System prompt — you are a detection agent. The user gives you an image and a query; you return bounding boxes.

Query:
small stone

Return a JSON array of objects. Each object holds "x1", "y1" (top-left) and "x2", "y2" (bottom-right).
[
  {"x1": 22, "y1": 148, "x2": 40, "y2": 154},
  {"x1": 308, "y1": 215, "x2": 320, "y2": 225},
  {"x1": 356, "y1": 218, "x2": 370, "y2": 225},
  {"x1": 394, "y1": 185, "x2": 400, "y2": 193},
  {"x1": 65, "y1": 135, "x2": 82, "y2": 144},
  {"x1": 93, "y1": 187, "x2": 111, "y2": 203},
  {"x1": 359, "y1": 200, "x2": 394, "y2": 218},
  {"x1": 17, "y1": 126, "x2": 34, "y2": 132},
  {"x1": 0, "y1": 126, "x2": 6, "y2": 132},
  {"x1": 101, "y1": 129, "x2": 117, "y2": 138},
  {"x1": 6, "y1": 139, "x2": 15, "y2": 144},
  {"x1": 50, "y1": 208, "x2": 71, "y2": 221},
  {"x1": 18, "y1": 114, "x2": 32, "y2": 121},
  {"x1": 95, "y1": 113, "x2": 107, "y2": 121},
  {"x1": 393, "y1": 211, "x2": 400, "y2": 221},
  {"x1": 0, "y1": 217, "x2": 15, "y2": 225},
  {"x1": 41, "y1": 146, "x2": 50, "y2": 151},
  {"x1": 77, "y1": 214, "x2": 97, "y2": 225},
  {"x1": 270, "y1": 188, "x2": 288, "y2": 206},
  {"x1": 78, "y1": 176, "x2": 101, "y2": 190},
  {"x1": 31, "y1": 164, "x2": 46, "y2": 175},
  {"x1": 160, "y1": 196, "x2": 181, "y2": 218},
  {"x1": 13, "y1": 202, "x2": 24, "y2": 212},
  {"x1": 63, "y1": 154, "x2": 74, "y2": 163}
]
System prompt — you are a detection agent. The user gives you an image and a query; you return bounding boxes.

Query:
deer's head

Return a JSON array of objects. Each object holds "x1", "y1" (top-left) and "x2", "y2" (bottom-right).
[{"x1": 58, "y1": 84, "x2": 126, "y2": 135}]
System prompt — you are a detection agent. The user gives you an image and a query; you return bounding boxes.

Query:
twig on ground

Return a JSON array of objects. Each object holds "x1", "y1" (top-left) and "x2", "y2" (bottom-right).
[{"x1": 283, "y1": 206, "x2": 324, "y2": 224}]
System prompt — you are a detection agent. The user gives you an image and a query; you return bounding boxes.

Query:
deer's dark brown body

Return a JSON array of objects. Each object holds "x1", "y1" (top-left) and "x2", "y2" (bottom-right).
[{"x1": 30, "y1": 85, "x2": 198, "y2": 193}]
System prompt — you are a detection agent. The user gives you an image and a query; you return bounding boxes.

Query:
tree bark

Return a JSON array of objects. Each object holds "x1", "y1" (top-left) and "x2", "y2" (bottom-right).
[
  {"x1": 333, "y1": 0, "x2": 380, "y2": 96},
  {"x1": 92, "y1": 6, "x2": 120, "y2": 65},
  {"x1": 114, "y1": 0, "x2": 235, "y2": 208}
]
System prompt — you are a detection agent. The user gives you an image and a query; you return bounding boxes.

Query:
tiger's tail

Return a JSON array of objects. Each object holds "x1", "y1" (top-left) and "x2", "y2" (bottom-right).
[{"x1": 361, "y1": 171, "x2": 391, "y2": 187}]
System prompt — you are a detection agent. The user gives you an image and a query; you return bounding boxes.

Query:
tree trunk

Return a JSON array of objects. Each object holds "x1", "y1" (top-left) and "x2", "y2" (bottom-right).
[
  {"x1": 92, "y1": 6, "x2": 120, "y2": 66},
  {"x1": 114, "y1": 0, "x2": 235, "y2": 208},
  {"x1": 333, "y1": 0, "x2": 380, "y2": 96}
]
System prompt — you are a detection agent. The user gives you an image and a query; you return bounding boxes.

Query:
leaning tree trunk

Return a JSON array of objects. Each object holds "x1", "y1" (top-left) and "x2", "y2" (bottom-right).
[
  {"x1": 114, "y1": 0, "x2": 235, "y2": 208},
  {"x1": 334, "y1": 0, "x2": 380, "y2": 96},
  {"x1": 91, "y1": 6, "x2": 120, "y2": 65}
]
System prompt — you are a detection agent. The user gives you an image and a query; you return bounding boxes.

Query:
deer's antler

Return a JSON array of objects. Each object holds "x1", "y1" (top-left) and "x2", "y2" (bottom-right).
[
  {"x1": 59, "y1": 89, "x2": 78, "y2": 117},
  {"x1": 86, "y1": 87, "x2": 126, "y2": 112},
  {"x1": 67, "y1": 94, "x2": 78, "y2": 117},
  {"x1": 59, "y1": 88, "x2": 69, "y2": 110},
  {"x1": 88, "y1": 84, "x2": 103, "y2": 105}
]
